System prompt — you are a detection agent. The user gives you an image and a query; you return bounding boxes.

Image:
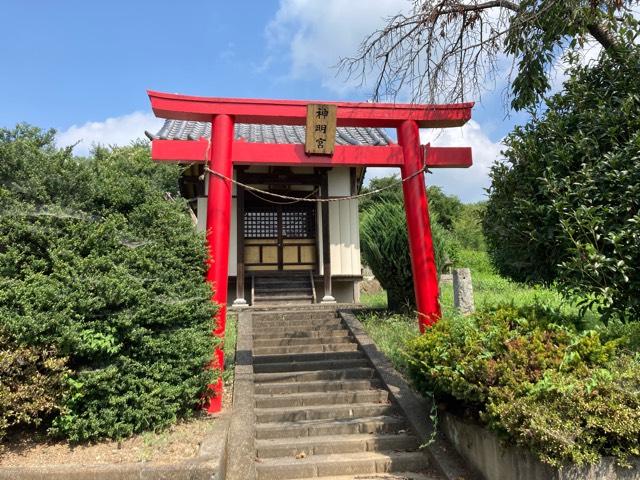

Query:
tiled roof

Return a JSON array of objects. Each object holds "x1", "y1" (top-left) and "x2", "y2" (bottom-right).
[{"x1": 146, "y1": 119, "x2": 393, "y2": 146}]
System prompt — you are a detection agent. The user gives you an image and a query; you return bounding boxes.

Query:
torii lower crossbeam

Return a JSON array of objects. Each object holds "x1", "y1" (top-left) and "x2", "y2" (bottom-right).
[{"x1": 147, "y1": 91, "x2": 474, "y2": 413}]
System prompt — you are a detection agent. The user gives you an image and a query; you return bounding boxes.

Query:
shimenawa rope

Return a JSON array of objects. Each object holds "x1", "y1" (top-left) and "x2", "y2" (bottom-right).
[{"x1": 201, "y1": 138, "x2": 430, "y2": 204}]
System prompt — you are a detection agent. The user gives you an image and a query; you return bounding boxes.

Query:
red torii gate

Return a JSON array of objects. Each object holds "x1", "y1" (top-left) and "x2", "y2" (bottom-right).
[{"x1": 147, "y1": 90, "x2": 474, "y2": 412}]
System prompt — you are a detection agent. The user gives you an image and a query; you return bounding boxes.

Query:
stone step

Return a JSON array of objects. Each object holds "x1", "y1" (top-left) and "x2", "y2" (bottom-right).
[
  {"x1": 254, "y1": 276, "x2": 309, "y2": 285},
  {"x1": 252, "y1": 297, "x2": 313, "y2": 307},
  {"x1": 253, "y1": 350, "x2": 363, "y2": 365},
  {"x1": 254, "y1": 389, "x2": 389, "y2": 409},
  {"x1": 253, "y1": 311, "x2": 339, "y2": 321},
  {"x1": 300, "y1": 473, "x2": 441, "y2": 480},
  {"x1": 255, "y1": 433, "x2": 420, "y2": 458},
  {"x1": 254, "y1": 378, "x2": 382, "y2": 395},
  {"x1": 253, "y1": 343, "x2": 358, "y2": 357},
  {"x1": 253, "y1": 367, "x2": 377, "y2": 384},
  {"x1": 253, "y1": 319, "x2": 343, "y2": 330},
  {"x1": 254, "y1": 293, "x2": 314, "y2": 301},
  {"x1": 254, "y1": 290, "x2": 312, "y2": 299},
  {"x1": 253, "y1": 343, "x2": 358, "y2": 356},
  {"x1": 255, "y1": 415, "x2": 407, "y2": 440},
  {"x1": 254, "y1": 402, "x2": 395, "y2": 423},
  {"x1": 255, "y1": 329, "x2": 348, "y2": 339},
  {"x1": 254, "y1": 287, "x2": 309, "y2": 294},
  {"x1": 253, "y1": 336, "x2": 353, "y2": 348},
  {"x1": 254, "y1": 282, "x2": 310, "y2": 290},
  {"x1": 255, "y1": 451, "x2": 430, "y2": 480},
  {"x1": 253, "y1": 348, "x2": 361, "y2": 363},
  {"x1": 253, "y1": 358, "x2": 370, "y2": 374}
]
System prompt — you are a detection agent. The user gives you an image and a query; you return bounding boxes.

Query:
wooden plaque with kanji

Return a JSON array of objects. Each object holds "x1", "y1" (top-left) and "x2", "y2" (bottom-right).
[{"x1": 305, "y1": 104, "x2": 337, "y2": 155}]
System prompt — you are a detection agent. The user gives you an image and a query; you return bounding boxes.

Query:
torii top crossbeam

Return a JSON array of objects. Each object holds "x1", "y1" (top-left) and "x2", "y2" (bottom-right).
[
  {"x1": 147, "y1": 90, "x2": 474, "y2": 413},
  {"x1": 149, "y1": 90, "x2": 473, "y2": 127},
  {"x1": 148, "y1": 91, "x2": 473, "y2": 168}
]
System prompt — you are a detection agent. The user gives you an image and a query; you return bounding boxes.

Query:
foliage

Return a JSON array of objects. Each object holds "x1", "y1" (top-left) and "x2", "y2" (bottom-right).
[
  {"x1": 356, "y1": 311, "x2": 420, "y2": 373},
  {"x1": 452, "y1": 202, "x2": 486, "y2": 251},
  {"x1": 360, "y1": 290, "x2": 388, "y2": 310},
  {"x1": 442, "y1": 249, "x2": 572, "y2": 316},
  {"x1": 553, "y1": 133, "x2": 640, "y2": 320},
  {"x1": 503, "y1": 0, "x2": 639, "y2": 110},
  {"x1": 405, "y1": 306, "x2": 640, "y2": 466},
  {"x1": 358, "y1": 249, "x2": 589, "y2": 378},
  {"x1": 485, "y1": 48, "x2": 640, "y2": 320},
  {"x1": 0, "y1": 125, "x2": 217, "y2": 441},
  {"x1": 359, "y1": 175, "x2": 403, "y2": 211},
  {"x1": 425, "y1": 185, "x2": 463, "y2": 231},
  {"x1": 342, "y1": 0, "x2": 639, "y2": 112},
  {"x1": 360, "y1": 174, "x2": 463, "y2": 231},
  {"x1": 0, "y1": 336, "x2": 69, "y2": 441},
  {"x1": 360, "y1": 199, "x2": 456, "y2": 311}
]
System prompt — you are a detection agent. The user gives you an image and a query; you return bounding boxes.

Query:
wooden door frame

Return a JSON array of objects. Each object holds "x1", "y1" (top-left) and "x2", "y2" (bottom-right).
[{"x1": 238, "y1": 172, "x2": 321, "y2": 277}]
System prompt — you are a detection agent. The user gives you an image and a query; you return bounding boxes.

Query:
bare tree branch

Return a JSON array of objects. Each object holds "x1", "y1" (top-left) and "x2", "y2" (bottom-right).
[{"x1": 339, "y1": 0, "x2": 629, "y2": 109}]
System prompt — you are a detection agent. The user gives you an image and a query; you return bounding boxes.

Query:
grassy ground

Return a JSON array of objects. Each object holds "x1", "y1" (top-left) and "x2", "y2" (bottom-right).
[
  {"x1": 358, "y1": 248, "x2": 588, "y2": 375},
  {"x1": 223, "y1": 312, "x2": 237, "y2": 386}
]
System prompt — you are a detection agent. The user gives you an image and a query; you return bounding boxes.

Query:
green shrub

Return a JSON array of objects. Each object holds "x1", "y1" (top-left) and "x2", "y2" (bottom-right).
[
  {"x1": 484, "y1": 47, "x2": 640, "y2": 320},
  {"x1": 552, "y1": 135, "x2": 640, "y2": 320},
  {"x1": 452, "y1": 202, "x2": 486, "y2": 251},
  {"x1": 0, "y1": 126, "x2": 217, "y2": 441},
  {"x1": 360, "y1": 199, "x2": 457, "y2": 311},
  {"x1": 425, "y1": 185, "x2": 463, "y2": 231},
  {"x1": 359, "y1": 174, "x2": 463, "y2": 232},
  {"x1": 405, "y1": 306, "x2": 640, "y2": 466}
]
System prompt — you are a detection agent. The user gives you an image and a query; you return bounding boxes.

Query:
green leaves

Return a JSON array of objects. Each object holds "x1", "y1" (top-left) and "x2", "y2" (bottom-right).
[
  {"x1": 360, "y1": 198, "x2": 455, "y2": 312},
  {"x1": 0, "y1": 127, "x2": 217, "y2": 441},
  {"x1": 504, "y1": 0, "x2": 638, "y2": 110},
  {"x1": 405, "y1": 306, "x2": 640, "y2": 466},
  {"x1": 485, "y1": 48, "x2": 640, "y2": 320}
]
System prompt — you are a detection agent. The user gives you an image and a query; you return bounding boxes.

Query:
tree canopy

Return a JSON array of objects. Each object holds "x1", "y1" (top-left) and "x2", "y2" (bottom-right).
[
  {"x1": 341, "y1": 0, "x2": 639, "y2": 110},
  {"x1": 484, "y1": 47, "x2": 640, "y2": 320}
]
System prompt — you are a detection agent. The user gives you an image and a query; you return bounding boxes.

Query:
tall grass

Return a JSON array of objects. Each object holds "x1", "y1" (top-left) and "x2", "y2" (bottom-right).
[{"x1": 357, "y1": 248, "x2": 599, "y2": 374}]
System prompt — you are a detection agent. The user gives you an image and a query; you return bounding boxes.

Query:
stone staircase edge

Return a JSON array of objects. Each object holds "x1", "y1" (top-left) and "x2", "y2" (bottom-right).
[{"x1": 225, "y1": 309, "x2": 257, "y2": 480}]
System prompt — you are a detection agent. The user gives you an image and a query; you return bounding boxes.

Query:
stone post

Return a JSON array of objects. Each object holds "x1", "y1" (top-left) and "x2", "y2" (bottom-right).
[{"x1": 453, "y1": 268, "x2": 475, "y2": 314}]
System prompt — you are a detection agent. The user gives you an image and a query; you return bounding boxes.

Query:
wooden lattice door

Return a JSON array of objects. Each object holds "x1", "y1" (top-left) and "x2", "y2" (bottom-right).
[{"x1": 244, "y1": 202, "x2": 317, "y2": 272}]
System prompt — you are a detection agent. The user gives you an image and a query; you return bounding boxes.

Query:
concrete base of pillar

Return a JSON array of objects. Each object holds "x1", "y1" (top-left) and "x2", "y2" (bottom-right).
[
  {"x1": 232, "y1": 298, "x2": 249, "y2": 308},
  {"x1": 321, "y1": 295, "x2": 337, "y2": 304}
]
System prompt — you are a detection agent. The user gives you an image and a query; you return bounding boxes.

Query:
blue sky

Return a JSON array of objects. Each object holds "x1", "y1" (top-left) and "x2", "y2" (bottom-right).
[{"x1": 1, "y1": 0, "x2": 534, "y2": 202}]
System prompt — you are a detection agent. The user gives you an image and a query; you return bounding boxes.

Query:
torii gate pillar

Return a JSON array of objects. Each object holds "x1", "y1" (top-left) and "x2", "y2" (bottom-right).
[
  {"x1": 398, "y1": 120, "x2": 441, "y2": 332},
  {"x1": 205, "y1": 114, "x2": 234, "y2": 413}
]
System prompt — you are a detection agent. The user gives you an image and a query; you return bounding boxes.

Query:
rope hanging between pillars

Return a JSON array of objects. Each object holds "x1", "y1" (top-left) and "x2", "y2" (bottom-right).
[
  {"x1": 199, "y1": 137, "x2": 431, "y2": 204},
  {"x1": 201, "y1": 162, "x2": 430, "y2": 204}
]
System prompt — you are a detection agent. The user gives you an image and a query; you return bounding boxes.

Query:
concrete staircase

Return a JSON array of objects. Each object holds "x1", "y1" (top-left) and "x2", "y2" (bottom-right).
[
  {"x1": 250, "y1": 309, "x2": 442, "y2": 480},
  {"x1": 252, "y1": 274, "x2": 315, "y2": 306}
]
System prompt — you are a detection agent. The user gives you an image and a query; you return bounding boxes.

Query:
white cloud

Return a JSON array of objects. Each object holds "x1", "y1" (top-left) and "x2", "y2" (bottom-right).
[
  {"x1": 267, "y1": 0, "x2": 410, "y2": 93},
  {"x1": 365, "y1": 120, "x2": 503, "y2": 203},
  {"x1": 56, "y1": 111, "x2": 163, "y2": 157}
]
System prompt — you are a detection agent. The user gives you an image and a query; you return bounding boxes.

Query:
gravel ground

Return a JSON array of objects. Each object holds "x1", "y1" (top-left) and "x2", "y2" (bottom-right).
[{"x1": 0, "y1": 384, "x2": 233, "y2": 467}]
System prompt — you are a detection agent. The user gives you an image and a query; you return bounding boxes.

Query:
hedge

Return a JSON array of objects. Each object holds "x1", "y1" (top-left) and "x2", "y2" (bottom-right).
[
  {"x1": 0, "y1": 125, "x2": 217, "y2": 441},
  {"x1": 405, "y1": 306, "x2": 640, "y2": 466},
  {"x1": 484, "y1": 47, "x2": 640, "y2": 320}
]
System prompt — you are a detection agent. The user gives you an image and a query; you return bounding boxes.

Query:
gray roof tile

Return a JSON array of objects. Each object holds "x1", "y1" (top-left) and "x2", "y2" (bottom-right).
[{"x1": 146, "y1": 119, "x2": 392, "y2": 146}]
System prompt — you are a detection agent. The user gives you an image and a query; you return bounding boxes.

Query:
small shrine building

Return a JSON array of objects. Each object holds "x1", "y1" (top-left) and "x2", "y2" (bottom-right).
[{"x1": 146, "y1": 120, "x2": 391, "y2": 306}]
